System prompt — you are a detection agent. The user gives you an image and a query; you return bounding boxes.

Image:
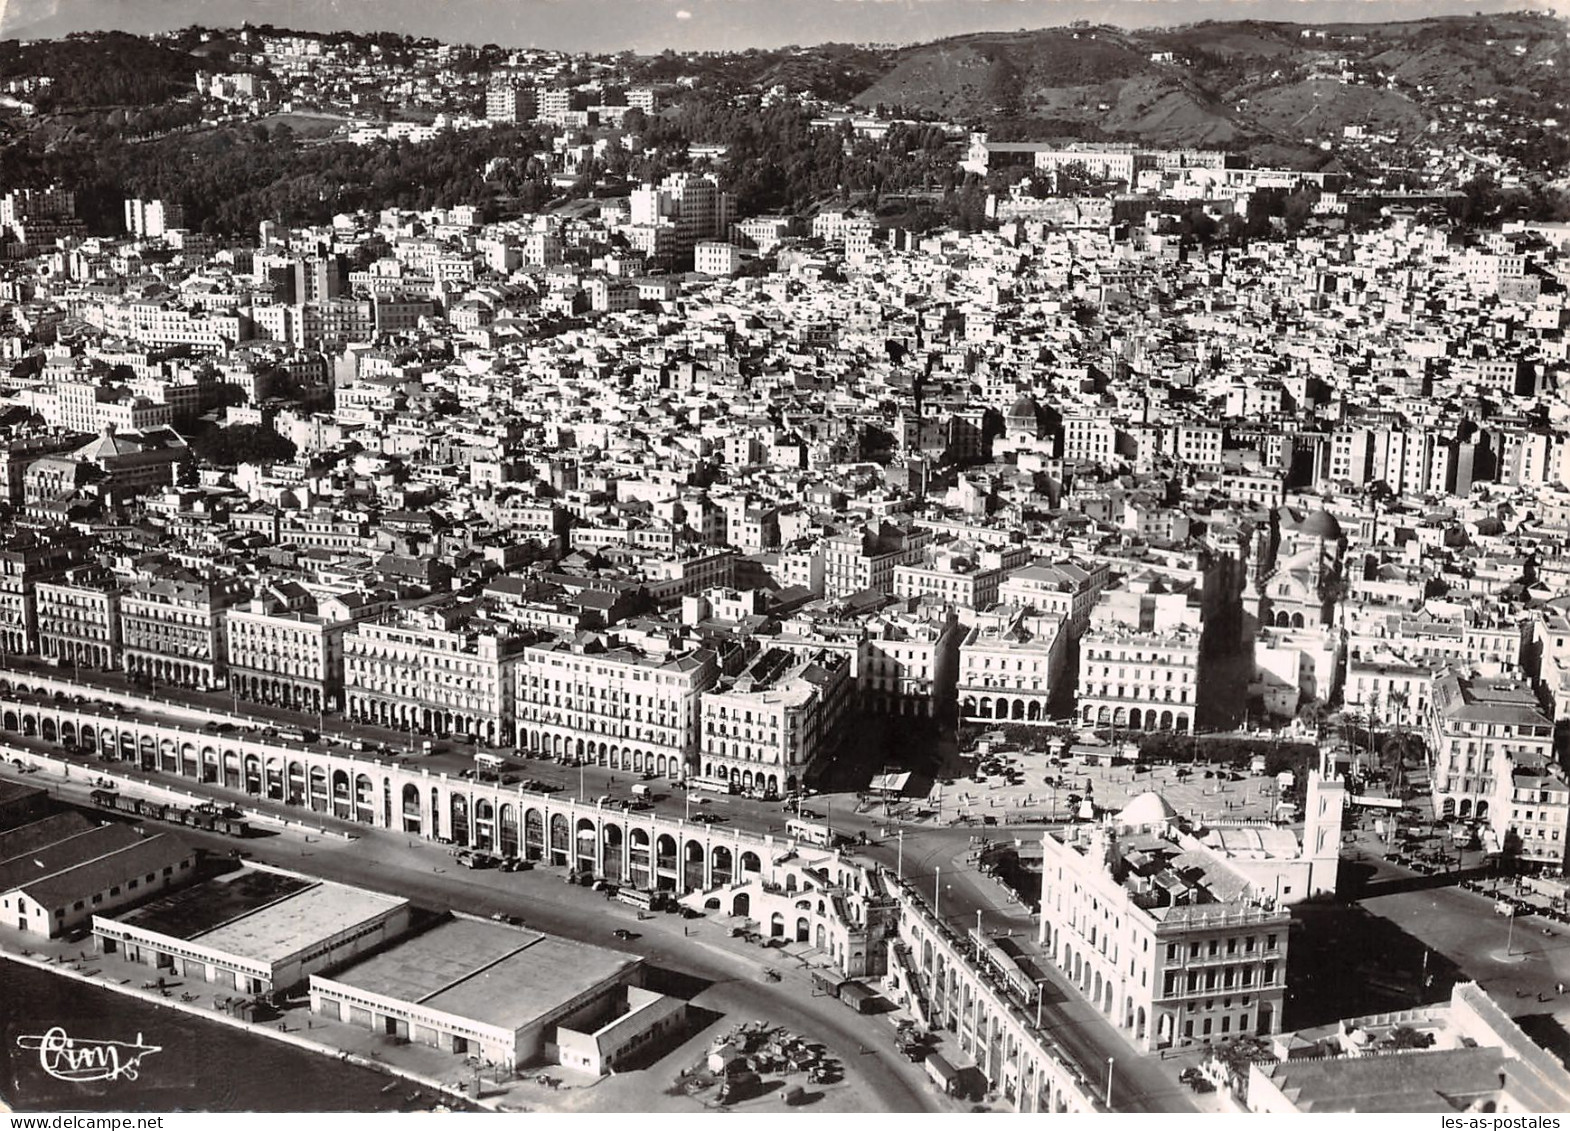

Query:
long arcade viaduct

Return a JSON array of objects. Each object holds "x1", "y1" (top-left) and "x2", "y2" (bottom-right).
[
  {"x1": 0, "y1": 675, "x2": 835, "y2": 902},
  {"x1": 0, "y1": 670, "x2": 1104, "y2": 1114}
]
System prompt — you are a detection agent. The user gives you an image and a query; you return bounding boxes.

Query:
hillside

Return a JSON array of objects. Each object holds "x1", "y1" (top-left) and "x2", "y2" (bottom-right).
[{"x1": 852, "y1": 12, "x2": 1570, "y2": 152}]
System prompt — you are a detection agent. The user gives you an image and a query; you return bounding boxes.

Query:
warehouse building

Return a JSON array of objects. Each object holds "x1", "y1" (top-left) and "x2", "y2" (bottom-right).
[
  {"x1": 92, "y1": 864, "x2": 411, "y2": 997},
  {"x1": 309, "y1": 915, "x2": 651, "y2": 1069},
  {"x1": 1, "y1": 819, "x2": 196, "y2": 938}
]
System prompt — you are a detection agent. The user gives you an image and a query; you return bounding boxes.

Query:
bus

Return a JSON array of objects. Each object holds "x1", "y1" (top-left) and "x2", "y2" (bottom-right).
[
  {"x1": 786, "y1": 818, "x2": 834, "y2": 847},
  {"x1": 615, "y1": 888, "x2": 666, "y2": 911},
  {"x1": 689, "y1": 775, "x2": 738, "y2": 796}
]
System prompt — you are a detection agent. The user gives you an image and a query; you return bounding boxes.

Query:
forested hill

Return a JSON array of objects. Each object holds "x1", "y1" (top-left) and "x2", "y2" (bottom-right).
[
  {"x1": 0, "y1": 31, "x2": 243, "y2": 111},
  {"x1": 851, "y1": 12, "x2": 1568, "y2": 149}
]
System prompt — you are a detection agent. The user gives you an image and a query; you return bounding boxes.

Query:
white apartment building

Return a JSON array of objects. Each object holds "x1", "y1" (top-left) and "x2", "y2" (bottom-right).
[
  {"x1": 699, "y1": 646, "x2": 853, "y2": 795},
  {"x1": 694, "y1": 241, "x2": 743, "y2": 276},
  {"x1": 226, "y1": 599, "x2": 352, "y2": 714},
  {"x1": 1078, "y1": 626, "x2": 1200, "y2": 733},
  {"x1": 1344, "y1": 658, "x2": 1433, "y2": 731},
  {"x1": 1039, "y1": 806, "x2": 1293, "y2": 1053},
  {"x1": 120, "y1": 574, "x2": 249, "y2": 690},
  {"x1": 859, "y1": 608, "x2": 962, "y2": 719},
  {"x1": 35, "y1": 569, "x2": 121, "y2": 671},
  {"x1": 515, "y1": 632, "x2": 719, "y2": 779},
  {"x1": 958, "y1": 609, "x2": 1068, "y2": 725},
  {"x1": 892, "y1": 542, "x2": 1028, "y2": 611},
  {"x1": 1503, "y1": 767, "x2": 1570, "y2": 870},
  {"x1": 1062, "y1": 415, "x2": 1117, "y2": 465},
  {"x1": 822, "y1": 523, "x2": 932, "y2": 601},
  {"x1": 344, "y1": 606, "x2": 523, "y2": 745},
  {"x1": 1426, "y1": 670, "x2": 1555, "y2": 832},
  {"x1": 997, "y1": 559, "x2": 1110, "y2": 634}
]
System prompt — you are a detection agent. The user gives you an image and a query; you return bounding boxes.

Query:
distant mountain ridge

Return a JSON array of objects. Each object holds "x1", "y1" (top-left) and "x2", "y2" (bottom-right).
[{"x1": 850, "y1": 13, "x2": 1568, "y2": 151}]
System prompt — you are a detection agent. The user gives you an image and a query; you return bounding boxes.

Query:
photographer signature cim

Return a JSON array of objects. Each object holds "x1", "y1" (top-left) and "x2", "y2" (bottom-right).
[{"x1": 16, "y1": 1028, "x2": 162, "y2": 1084}]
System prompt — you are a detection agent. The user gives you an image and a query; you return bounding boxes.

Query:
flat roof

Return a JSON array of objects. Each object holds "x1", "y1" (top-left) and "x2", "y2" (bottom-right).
[
  {"x1": 329, "y1": 918, "x2": 636, "y2": 1031},
  {"x1": 197, "y1": 882, "x2": 406, "y2": 964},
  {"x1": 118, "y1": 867, "x2": 407, "y2": 964},
  {"x1": 120, "y1": 868, "x2": 314, "y2": 938}
]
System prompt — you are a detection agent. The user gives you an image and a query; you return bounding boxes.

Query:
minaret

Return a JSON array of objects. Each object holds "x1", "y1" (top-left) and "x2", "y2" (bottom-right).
[{"x1": 1301, "y1": 769, "x2": 1346, "y2": 898}]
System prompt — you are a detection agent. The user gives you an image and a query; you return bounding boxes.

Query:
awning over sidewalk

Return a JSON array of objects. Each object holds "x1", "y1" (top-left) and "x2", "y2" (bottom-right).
[{"x1": 869, "y1": 772, "x2": 912, "y2": 794}]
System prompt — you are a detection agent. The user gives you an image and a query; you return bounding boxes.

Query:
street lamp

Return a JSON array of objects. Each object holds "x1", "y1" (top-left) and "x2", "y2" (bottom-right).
[
  {"x1": 1105, "y1": 1057, "x2": 1114, "y2": 1108},
  {"x1": 897, "y1": 829, "x2": 904, "y2": 880},
  {"x1": 1034, "y1": 979, "x2": 1049, "y2": 1029},
  {"x1": 934, "y1": 864, "x2": 940, "y2": 918}
]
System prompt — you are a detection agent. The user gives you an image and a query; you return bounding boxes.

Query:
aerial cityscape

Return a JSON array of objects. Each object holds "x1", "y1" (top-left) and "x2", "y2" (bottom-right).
[{"x1": 1, "y1": 3, "x2": 1570, "y2": 1117}]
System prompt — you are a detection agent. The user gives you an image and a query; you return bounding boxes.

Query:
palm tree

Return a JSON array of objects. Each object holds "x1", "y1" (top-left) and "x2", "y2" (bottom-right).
[{"x1": 1386, "y1": 689, "x2": 1410, "y2": 795}]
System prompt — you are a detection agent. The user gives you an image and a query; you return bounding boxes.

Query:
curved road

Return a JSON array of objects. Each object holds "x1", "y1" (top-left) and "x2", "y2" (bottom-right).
[{"x1": 3, "y1": 761, "x2": 939, "y2": 1114}]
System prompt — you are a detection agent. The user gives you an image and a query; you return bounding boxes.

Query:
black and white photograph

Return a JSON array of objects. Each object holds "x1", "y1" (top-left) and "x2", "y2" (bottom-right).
[{"x1": 0, "y1": 0, "x2": 1569, "y2": 1118}]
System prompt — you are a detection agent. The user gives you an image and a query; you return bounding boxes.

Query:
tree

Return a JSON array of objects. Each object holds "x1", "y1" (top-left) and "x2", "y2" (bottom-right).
[
  {"x1": 189, "y1": 423, "x2": 296, "y2": 467},
  {"x1": 1387, "y1": 1025, "x2": 1431, "y2": 1050}
]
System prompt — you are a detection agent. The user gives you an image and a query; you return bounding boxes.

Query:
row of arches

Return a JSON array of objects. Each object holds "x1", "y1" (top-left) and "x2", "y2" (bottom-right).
[
  {"x1": 915, "y1": 929, "x2": 1081, "y2": 1112},
  {"x1": 1079, "y1": 705, "x2": 1191, "y2": 732},
  {"x1": 346, "y1": 696, "x2": 501, "y2": 745},
  {"x1": 697, "y1": 764, "x2": 789, "y2": 796},
  {"x1": 962, "y1": 697, "x2": 1047, "y2": 723},
  {"x1": 232, "y1": 673, "x2": 326, "y2": 714},
  {"x1": 0, "y1": 691, "x2": 776, "y2": 894},
  {"x1": 124, "y1": 653, "x2": 211, "y2": 689},
  {"x1": 1440, "y1": 796, "x2": 1489, "y2": 820},
  {"x1": 520, "y1": 731, "x2": 678, "y2": 779},
  {"x1": 1046, "y1": 923, "x2": 1179, "y2": 1050},
  {"x1": 40, "y1": 640, "x2": 114, "y2": 670}
]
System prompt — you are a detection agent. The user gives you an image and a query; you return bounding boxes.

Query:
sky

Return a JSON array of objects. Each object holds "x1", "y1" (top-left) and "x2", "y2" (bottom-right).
[{"x1": 0, "y1": 0, "x2": 1564, "y2": 53}]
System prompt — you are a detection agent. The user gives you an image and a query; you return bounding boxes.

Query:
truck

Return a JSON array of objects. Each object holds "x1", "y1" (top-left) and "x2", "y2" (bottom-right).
[
  {"x1": 924, "y1": 1052, "x2": 960, "y2": 1097},
  {"x1": 835, "y1": 980, "x2": 880, "y2": 1014},
  {"x1": 631, "y1": 783, "x2": 653, "y2": 799},
  {"x1": 812, "y1": 971, "x2": 848, "y2": 999}
]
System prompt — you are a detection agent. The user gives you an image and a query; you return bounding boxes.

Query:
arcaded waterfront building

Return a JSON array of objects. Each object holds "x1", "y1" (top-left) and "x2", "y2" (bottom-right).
[
  {"x1": 514, "y1": 629, "x2": 719, "y2": 778},
  {"x1": 344, "y1": 603, "x2": 525, "y2": 745}
]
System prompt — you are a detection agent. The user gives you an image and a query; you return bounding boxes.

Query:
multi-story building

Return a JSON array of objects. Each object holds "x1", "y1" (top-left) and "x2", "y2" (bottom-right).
[
  {"x1": 1426, "y1": 669, "x2": 1555, "y2": 827},
  {"x1": 859, "y1": 605, "x2": 962, "y2": 719},
  {"x1": 124, "y1": 197, "x2": 184, "y2": 239},
  {"x1": 997, "y1": 559, "x2": 1111, "y2": 635},
  {"x1": 35, "y1": 565, "x2": 122, "y2": 671},
  {"x1": 0, "y1": 432, "x2": 93, "y2": 507},
  {"x1": 958, "y1": 609, "x2": 1068, "y2": 725},
  {"x1": 486, "y1": 84, "x2": 537, "y2": 124},
  {"x1": 1502, "y1": 767, "x2": 1570, "y2": 871},
  {"x1": 514, "y1": 630, "x2": 719, "y2": 779},
  {"x1": 628, "y1": 173, "x2": 736, "y2": 254},
  {"x1": 225, "y1": 590, "x2": 356, "y2": 714},
  {"x1": 698, "y1": 646, "x2": 853, "y2": 796},
  {"x1": 344, "y1": 604, "x2": 525, "y2": 745},
  {"x1": 119, "y1": 572, "x2": 250, "y2": 689},
  {"x1": 1062, "y1": 414, "x2": 1117, "y2": 465},
  {"x1": 1346, "y1": 605, "x2": 1522, "y2": 677},
  {"x1": 0, "y1": 532, "x2": 89, "y2": 655},
  {"x1": 1344, "y1": 658, "x2": 1433, "y2": 731},
  {"x1": 1077, "y1": 626, "x2": 1201, "y2": 734},
  {"x1": 892, "y1": 542, "x2": 1028, "y2": 610},
  {"x1": 639, "y1": 548, "x2": 734, "y2": 602},
  {"x1": 822, "y1": 522, "x2": 933, "y2": 601},
  {"x1": 1038, "y1": 788, "x2": 1323, "y2": 1052}
]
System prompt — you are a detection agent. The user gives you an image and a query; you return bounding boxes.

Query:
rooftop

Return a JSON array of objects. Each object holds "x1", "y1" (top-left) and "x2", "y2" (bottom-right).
[
  {"x1": 119, "y1": 867, "x2": 408, "y2": 963},
  {"x1": 325, "y1": 917, "x2": 637, "y2": 1031}
]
